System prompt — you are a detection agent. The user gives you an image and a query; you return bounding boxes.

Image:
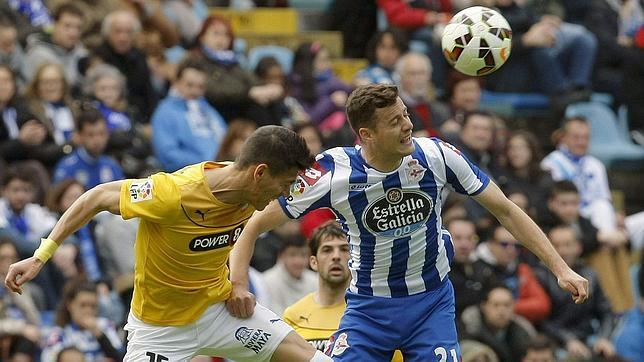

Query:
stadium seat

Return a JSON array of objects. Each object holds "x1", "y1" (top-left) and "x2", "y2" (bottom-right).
[
  {"x1": 289, "y1": 0, "x2": 332, "y2": 11},
  {"x1": 565, "y1": 102, "x2": 644, "y2": 169},
  {"x1": 247, "y1": 45, "x2": 294, "y2": 73}
]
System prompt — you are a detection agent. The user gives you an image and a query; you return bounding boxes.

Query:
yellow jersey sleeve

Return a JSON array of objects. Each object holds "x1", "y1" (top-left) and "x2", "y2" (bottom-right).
[{"x1": 120, "y1": 173, "x2": 181, "y2": 223}]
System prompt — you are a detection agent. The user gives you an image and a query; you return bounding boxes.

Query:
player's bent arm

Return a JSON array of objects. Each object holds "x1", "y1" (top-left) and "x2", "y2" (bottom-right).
[
  {"x1": 229, "y1": 200, "x2": 290, "y2": 288},
  {"x1": 473, "y1": 181, "x2": 569, "y2": 277}
]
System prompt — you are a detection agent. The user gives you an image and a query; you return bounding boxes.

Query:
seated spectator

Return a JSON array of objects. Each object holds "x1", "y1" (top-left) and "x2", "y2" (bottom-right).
[
  {"x1": 353, "y1": 28, "x2": 408, "y2": 86},
  {"x1": 0, "y1": 64, "x2": 66, "y2": 168},
  {"x1": 535, "y1": 225, "x2": 617, "y2": 361},
  {"x1": 541, "y1": 181, "x2": 632, "y2": 313},
  {"x1": 0, "y1": 239, "x2": 40, "y2": 361},
  {"x1": 53, "y1": 106, "x2": 124, "y2": 189},
  {"x1": 93, "y1": 10, "x2": 158, "y2": 122},
  {"x1": 262, "y1": 234, "x2": 317, "y2": 315},
  {"x1": 252, "y1": 219, "x2": 303, "y2": 272},
  {"x1": 152, "y1": 58, "x2": 227, "y2": 172},
  {"x1": 394, "y1": 52, "x2": 449, "y2": 137},
  {"x1": 23, "y1": 63, "x2": 77, "y2": 147},
  {"x1": 521, "y1": 335, "x2": 556, "y2": 362},
  {"x1": 612, "y1": 260, "x2": 643, "y2": 362},
  {"x1": 22, "y1": 3, "x2": 87, "y2": 90},
  {"x1": 493, "y1": 131, "x2": 554, "y2": 218},
  {"x1": 473, "y1": 225, "x2": 551, "y2": 323},
  {"x1": 0, "y1": 20, "x2": 25, "y2": 85},
  {"x1": 249, "y1": 56, "x2": 310, "y2": 127},
  {"x1": 487, "y1": 0, "x2": 597, "y2": 107},
  {"x1": 460, "y1": 284, "x2": 536, "y2": 362},
  {"x1": 288, "y1": 41, "x2": 353, "y2": 148},
  {"x1": 190, "y1": 15, "x2": 282, "y2": 123},
  {"x1": 447, "y1": 218, "x2": 498, "y2": 318},
  {"x1": 82, "y1": 63, "x2": 150, "y2": 169},
  {"x1": 440, "y1": 72, "x2": 483, "y2": 136},
  {"x1": 41, "y1": 278, "x2": 124, "y2": 362},
  {"x1": 214, "y1": 119, "x2": 256, "y2": 162}
]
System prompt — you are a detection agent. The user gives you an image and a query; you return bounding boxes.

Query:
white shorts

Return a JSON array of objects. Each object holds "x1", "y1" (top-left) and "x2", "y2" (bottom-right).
[{"x1": 123, "y1": 302, "x2": 293, "y2": 361}]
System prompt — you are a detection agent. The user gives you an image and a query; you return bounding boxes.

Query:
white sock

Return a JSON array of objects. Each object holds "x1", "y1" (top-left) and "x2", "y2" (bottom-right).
[{"x1": 310, "y1": 350, "x2": 333, "y2": 362}]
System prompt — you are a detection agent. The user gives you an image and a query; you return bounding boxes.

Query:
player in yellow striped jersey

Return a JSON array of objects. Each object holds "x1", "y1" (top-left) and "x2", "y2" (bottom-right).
[
  {"x1": 283, "y1": 221, "x2": 403, "y2": 361},
  {"x1": 5, "y1": 126, "x2": 334, "y2": 362}
]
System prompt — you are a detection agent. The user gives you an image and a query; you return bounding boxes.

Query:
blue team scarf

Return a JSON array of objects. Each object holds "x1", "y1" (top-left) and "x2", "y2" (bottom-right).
[
  {"x1": 201, "y1": 46, "x2": 238, "y2": 66},
  {"x1": 8, "y1": 0, "x2": 52, "y2": 27},
  {"x1": 558, "y1": 145, "x2": 583, "y2": 164}
]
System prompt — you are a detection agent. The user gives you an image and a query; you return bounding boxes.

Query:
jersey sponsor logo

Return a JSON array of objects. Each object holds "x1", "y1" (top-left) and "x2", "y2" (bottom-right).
[
  {"x1": 348, "y1": 183, "x2": 374, "y2": 191},
  {"x1": 189, "y1": 225, "x2": 243, "y2": 251},
  {"x1": 129, "y1": 180, "x2": 153, "y2": 203},
  {"x1": 235, "y1": 327, "x2": 271, "y2": 354},
  {"x1": 363, "y1": 188, "x2": 433, "y2": 237},
  {"x1": 330, "y1": 332, "x2": 350, "y2": 357}
]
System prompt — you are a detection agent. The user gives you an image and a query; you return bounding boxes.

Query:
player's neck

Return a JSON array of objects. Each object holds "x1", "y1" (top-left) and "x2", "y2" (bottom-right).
[
  {"x1": 205, "y1": 166, "x2": 251, "y2": 205},
  {"x1": 360, "y1": 145, "x2": 402, "y2": 173},
  {"x1": 315, "y1": 283, "x2": 348, "y2": 306}
]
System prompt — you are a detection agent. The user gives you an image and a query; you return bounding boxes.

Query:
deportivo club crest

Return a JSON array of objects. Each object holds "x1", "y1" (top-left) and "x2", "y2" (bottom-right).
[{"x1": 405, "y1": 160, "x2": 426, "y2": 183}]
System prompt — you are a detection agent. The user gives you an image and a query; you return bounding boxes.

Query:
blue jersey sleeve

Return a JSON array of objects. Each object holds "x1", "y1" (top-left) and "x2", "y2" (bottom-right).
[
  {"x1": 278, "y1": 153, "x2": 334, "y2": 219},
  {"x1": 436, "y1": 140, "x2": 490, "y2": 196}
]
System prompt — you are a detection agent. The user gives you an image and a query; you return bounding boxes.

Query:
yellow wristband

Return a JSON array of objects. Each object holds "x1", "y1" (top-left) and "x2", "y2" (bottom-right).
[{"x1": 33, "y1": 238, "x2": 59, "y2": 263}]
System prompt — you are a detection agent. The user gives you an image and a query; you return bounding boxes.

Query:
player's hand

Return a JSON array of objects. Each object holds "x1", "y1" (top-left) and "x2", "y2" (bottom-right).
[
  {"x1": 557, "y1": 268, "x2": 589, "y2": 304},
  {"x1": 4, "y1": 257, "x2": 45, "y2": 294},
  {"x1": 226, "y1": 284, "x2": 256, "y2": 319}
]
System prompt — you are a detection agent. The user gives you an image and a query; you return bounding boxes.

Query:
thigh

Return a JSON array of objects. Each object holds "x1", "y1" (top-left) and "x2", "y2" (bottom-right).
[
  {"x1": 124, "y1": 313, "x2": 198, "y2": 361},
  {"x1": 327, "y1": 307, "x2": 395, "y2": 362},
  {"x1": 401, "y1": 283, "x2": 460, "y2": 362},
  {"x1": 198, "y1": 302, "x2": 294, "y2": 362}
]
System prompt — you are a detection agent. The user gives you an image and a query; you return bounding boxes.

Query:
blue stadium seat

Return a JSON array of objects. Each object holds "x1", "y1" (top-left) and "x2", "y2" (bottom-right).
[
  {"x1": 247, "y1": 45, "x2": 294, "y2": 73},
  {"x1": 565, "y1": 102, "x2": 644, "y2": 169}
]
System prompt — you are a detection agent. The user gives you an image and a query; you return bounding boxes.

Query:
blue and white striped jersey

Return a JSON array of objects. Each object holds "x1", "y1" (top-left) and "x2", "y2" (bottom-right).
[{"x1": 279, "y1": 137, "x2": 490, "y2": 298}]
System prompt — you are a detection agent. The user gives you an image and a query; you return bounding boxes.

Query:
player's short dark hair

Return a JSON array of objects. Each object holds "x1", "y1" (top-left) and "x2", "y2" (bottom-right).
[
  {"x1": 548, "y1": 180, "x2": 579, "y2": 199},
  {"x1": 53, "y1": 2, "x2": 84, "y2": 22},
  {"x1": 235, "y1": 125, "x2": 314, "y2": 175},
  {"x1": 176, "y1": 57, "x2": 208, "y2": 79},
  {"x1": 346, "y1": 84, "x2": 398, "y2": 134},
  {"x1": 76, "y1": 104, "x2": 105, "y2": 132},
  {"x1": 308, "y1": 221, "x2": 346, "y2": 256}
]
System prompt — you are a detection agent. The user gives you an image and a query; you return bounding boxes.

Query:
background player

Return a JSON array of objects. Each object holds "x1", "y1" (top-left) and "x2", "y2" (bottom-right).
[
  {"x1": 5, "y1": 126, "x2": 332, "y2": 362},
  {"x1": 228, "y1": 85, "x2": 588, "y2": 361}
]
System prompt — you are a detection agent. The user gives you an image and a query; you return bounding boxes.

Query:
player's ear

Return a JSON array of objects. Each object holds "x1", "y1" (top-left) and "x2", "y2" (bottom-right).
[
  {"x1": 309, "y1": 255, "x2": 318, "y2": 271},
  {"x1": 358, "y1": 127, "x2": 372, "y2": 141},
  {"x1": 253, "y1": 164, "x2": 269, "y2": 181}
]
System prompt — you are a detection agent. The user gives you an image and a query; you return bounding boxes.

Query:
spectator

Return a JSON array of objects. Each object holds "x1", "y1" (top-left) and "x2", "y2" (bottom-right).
[
  {"x1": 473, "y1": 225, "x2": 551, "y2": 323},
  {"x1": 521, "y1": 335, "x2": 556, "y2": 362},
  {"x1": 23, "y1": 63, "x2": 76, "y2": 147},
  {"x1": 447, "y1": 218, "x2": 498, "y2": 318},
  {"x1": 0, "y1": 239, "x2": 40, "y2": 361},
  {"x1": 493, "y1": 131, "x2": 554, "y2": 219},
  {"x1": 262, "y1": 235, "x2": 317, "y2": 316},
  {"x1": 0, "y1": 1, "x2": 46, "y2": 45},
  {"x1": 612, "y1": 260, "x2": 643, "y2": 362},
  {"x1": 353, "y1": 29, "x2": 409, "y2": 86},
  {"x1": 0, "y1": 64, "x2": 66, "y2": 168},
  {"x1": 293, "y1": 122, "x2": 323, "y2": 156},
  {"x1": 249, "y1": 56, "x2": 310, "y2": 127},
  {"x1": 82, "y1": 63, "x2": 151, "y2": 177},
  {"x1": 394, "y1": 52, "x2": 449, "y2": 137},
  {"x1": 251, "y1": 219, "x2": 302, "y2": 272},
  {"x1": 41, "y1": 278, "x2": 124, "y2": 362},
  {"x1": 460, "y1": 284, "x2": 536, "y2": 362},
  {"x1": 535, "y1": 225, "x2": 617, "y2": 361},
  {"x1": 56, "y1": 346, "x2": 85, "y2": 362},
  {"x1": 93, "y1": 10, "x2": 158, "y2": 122},
  {"x1": 0, "y1": 20, "x2": 25, "y2": 85},
  {"x1": 22, "y1": 2, "x2": 87, "y2": 90},
  {"x1": 288, "y1": 41, "x2": 353, "y2": 147},
  {"x1": 214, "y1": 119, "x2": 257, "y2": 162},
  {"x1": 151, "y1": 58, "x2": 227, "y2": 172},
  {"x1": 540, "y1": 181, "x2": 633, "y2": 313},
  {"x1": 53, "y1": 106, "x2": 124, "y2": 189},
  {"x1": 162, "y1": 0, "x2": 208, "y2": 46},
  {"x1": 440, "y1": 72, "x2": 483, "y2": 136},
  {"x1": 190, "y1": 15, "x2": 282, "y2": 123}
]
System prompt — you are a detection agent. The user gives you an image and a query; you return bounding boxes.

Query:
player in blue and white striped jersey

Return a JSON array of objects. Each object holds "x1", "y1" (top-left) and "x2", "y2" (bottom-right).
[{"x1": 228, "y1": 84, "x2": 589, "y2": 362}]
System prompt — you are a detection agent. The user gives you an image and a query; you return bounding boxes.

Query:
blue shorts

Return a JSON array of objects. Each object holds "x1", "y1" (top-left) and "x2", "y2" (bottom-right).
[{"x1": 326, "y1": 280, "x2": 460, "y2": 362}]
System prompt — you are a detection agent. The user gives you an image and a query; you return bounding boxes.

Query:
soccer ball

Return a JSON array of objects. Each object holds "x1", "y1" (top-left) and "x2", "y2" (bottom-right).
[{"x1": 441, "y1": 6, "x2": 512, "y2": 76}]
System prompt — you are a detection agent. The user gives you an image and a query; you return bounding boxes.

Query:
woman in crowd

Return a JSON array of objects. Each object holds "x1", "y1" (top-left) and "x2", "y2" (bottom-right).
[{"x1": 353, "y1": 28, "x2": 409, "y2": 86}]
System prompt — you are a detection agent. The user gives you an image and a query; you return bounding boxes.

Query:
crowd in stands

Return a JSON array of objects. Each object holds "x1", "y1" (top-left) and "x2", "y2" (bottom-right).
[{"x1": 0, "y1": 0, "x2": 642, "y2": 361}]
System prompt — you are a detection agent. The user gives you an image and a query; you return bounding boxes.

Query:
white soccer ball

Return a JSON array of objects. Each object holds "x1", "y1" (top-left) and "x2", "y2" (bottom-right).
[{"x1": 441, "y1": 6, "x2": 512, "y2": 76}]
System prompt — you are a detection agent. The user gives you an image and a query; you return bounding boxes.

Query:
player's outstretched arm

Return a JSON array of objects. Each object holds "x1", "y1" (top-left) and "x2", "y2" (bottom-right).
[
  {"x1": 227, "y1": 200, "x2": 290, "y2": 318},
  {"x1": 473, "y1": 181, "x2": 589, "y2": 304},
  {"x1": 4, "y1": 181, "x2": 123, "y2": 294}
]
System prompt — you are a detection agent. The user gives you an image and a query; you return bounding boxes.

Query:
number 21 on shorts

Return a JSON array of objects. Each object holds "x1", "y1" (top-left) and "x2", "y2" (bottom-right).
[{"x1": 434, "y1": 347, "x2": 458, "y2": 362}]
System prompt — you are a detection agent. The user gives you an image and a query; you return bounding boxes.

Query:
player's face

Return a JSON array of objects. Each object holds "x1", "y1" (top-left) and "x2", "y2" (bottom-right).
[
  {"x1": 253, "y1": 167, "x2": 298, "y2": 210},
  {"x1": 369, "y1": 97, "x2": 415, "y2": 158},
  {"x1": 312, "y1": 236, "x2": 351, "y2": 287}
]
